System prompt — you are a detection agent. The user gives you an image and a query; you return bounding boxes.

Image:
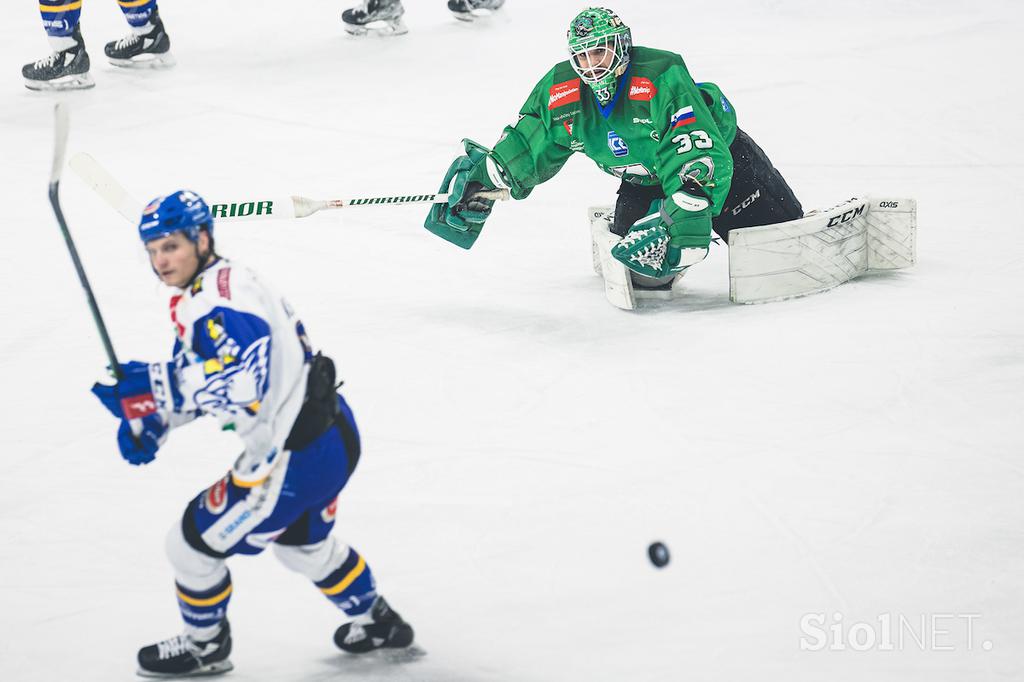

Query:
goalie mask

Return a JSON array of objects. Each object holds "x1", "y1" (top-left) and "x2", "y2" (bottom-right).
[{"x1": 567, "y1": 7, "x2": 632, "y2": 105}]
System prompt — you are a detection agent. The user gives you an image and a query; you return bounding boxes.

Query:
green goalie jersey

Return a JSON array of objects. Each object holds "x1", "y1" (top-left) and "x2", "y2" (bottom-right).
[{"x1": 491, "y1": 46, "x2": 738, "y2": 217}]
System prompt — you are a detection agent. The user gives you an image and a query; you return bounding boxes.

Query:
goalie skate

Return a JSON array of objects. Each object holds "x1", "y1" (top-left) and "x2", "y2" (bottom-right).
[{"x1": 342, "y1": 0, "x2": 408, "y2": 36}]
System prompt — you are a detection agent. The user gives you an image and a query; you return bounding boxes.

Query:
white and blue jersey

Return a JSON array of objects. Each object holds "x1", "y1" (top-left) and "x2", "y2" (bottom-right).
[{"x1": 159, "y1": 257, "x2": 310, "y2": 486}]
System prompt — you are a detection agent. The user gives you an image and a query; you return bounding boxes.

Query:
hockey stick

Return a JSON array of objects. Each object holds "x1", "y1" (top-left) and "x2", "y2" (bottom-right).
[
  {"x1": 69, "y1": 151, "x2": 510, "y2": 224},
  {"x1": 49, "y1": 105, "x2": 125, "y2": 379}
]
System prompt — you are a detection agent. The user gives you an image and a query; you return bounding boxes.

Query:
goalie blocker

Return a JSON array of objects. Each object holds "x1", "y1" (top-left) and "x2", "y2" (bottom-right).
[{"x1": 590, "y1": 196, "x2": 916, "y2": 310}]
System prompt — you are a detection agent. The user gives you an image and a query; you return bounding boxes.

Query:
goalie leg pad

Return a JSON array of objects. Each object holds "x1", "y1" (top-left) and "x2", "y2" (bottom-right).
[
  {"x1": 728, "y1": 196, "x2": 916, "y2": 304},
  {"x1": 590, "y1": 207, "x2": 636, "y2": 310}
]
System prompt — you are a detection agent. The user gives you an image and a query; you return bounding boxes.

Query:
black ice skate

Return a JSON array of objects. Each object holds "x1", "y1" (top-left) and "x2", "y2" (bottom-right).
[
  {"x1": 22, "y1": 25, "x2": 94, "y2": 91},
  {"x1": 104, "y1": 9, "x2": 175, "y2": 68},
  {"x1": 137, "y1": 620, "x2": 233, "y2": 678},
  {"x1": 341, "y1": 0, "x2": 408, "y2": 36},
  {"x1": 333, "y1": 596, "x2": 414, "y2": 654},
  {"x1": 448, "y1": 0, "x2": 505, "y2": 22}
]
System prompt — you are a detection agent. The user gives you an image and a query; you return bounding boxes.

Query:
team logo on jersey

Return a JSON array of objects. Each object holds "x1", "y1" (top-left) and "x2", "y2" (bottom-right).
[
  {"x1": 563, "y1": 119, "x2": 574, "y2": 136},
  {"x1": 670, "y1": 106, "x2": 697, "y2": 128},
  {"x1": 548, "y1": 79, "x2": 581, "y2": 109},
  {"x1": 321, "y1": 497, "x2": 339, "y2": 524},
  {"x1": 680, "y1": 155, "x2": 715, "y2": 185},
  {"x1": 607, "y1": 131, "x2": 629, "y2": 158},
  {"x1": 205, "y1": 476, "x2": 230, "y2": 516},
  {"x1": 216, "y1": 268, "x2": 231, "y2": 300},
  {"x1": 190, "y1": 277, "x2": 204, "y2": 296},
  {"x1": 628, "y1": 77, "x2": 657, "y2": 101}
]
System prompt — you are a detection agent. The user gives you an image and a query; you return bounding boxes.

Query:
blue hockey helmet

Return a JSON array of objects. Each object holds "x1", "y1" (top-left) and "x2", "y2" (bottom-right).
[{"x1": 139, "y1": 190, "x2": 214, "y2": 243}]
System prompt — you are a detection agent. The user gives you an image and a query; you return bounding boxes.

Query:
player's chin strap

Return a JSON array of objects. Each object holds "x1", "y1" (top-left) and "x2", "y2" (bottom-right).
[{"x1": 181, "y1": 246, "x2": 218, "y2": 290}]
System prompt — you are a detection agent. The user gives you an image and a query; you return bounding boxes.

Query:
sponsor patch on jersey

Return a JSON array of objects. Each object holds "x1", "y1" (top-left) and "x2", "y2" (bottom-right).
[
  {"x1": 670, "y1": 106, "x2": 697, "y2": 128},
  {"x1": 217, "y1": 268, "x2": 231, "y2": 300},
  {"x1": 607, "y1": 131, "x2": 629, "y2": 158},
  {"x1": 121, "y1": 393, "x2": 157, "y2": 419},
  {"x1": 205, "y1": 476, "x2": 229, "y2": 516},
  {"x1": 169, "y1": 294, "x2": 185, "y2": 338},
  {"x1": 321, "y1": 496, "x2": 339, "y2": 524},
  {"x1": 628, "y1": 77, "x2": 657, "y2": 101},
  {"x1": 548, "y1": 79, "x2": 581, "y2": 109}
]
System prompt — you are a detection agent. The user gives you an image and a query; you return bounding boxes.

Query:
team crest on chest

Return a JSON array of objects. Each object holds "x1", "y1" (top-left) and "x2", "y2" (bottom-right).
[{"x1": 607, "y1": 130, "x2": 629, "y2": 158}]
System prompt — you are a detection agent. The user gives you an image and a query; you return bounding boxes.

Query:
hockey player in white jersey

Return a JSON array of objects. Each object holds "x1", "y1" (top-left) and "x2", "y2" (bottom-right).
[
  {"x1": 342, "y1": 0, "x2": 505, "y2": 36},
  {"x1": 90, "y1": 190, "x2": 413, "y2": 677}
]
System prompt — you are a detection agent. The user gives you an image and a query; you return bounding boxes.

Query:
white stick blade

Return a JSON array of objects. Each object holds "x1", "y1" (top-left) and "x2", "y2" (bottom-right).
[
  {"x1": 68, "y1": 152, "x2": 145, "y2": 223},
  {"x1": 50, "y1": 103, "x2": 70, "y2": 186}
]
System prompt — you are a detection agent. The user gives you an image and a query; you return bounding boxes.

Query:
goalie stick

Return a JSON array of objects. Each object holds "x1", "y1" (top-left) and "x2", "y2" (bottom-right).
[
  {"x1": 68, "y1": 152, "x2": 509, "y2": 224},
  {"x1": 49, "y1": 105, "x2": 125, "y2": 379}
]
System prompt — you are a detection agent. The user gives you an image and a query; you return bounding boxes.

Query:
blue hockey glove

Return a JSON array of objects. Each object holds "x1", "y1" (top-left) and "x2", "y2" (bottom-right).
[
  {"x1": 91, "y1": 361, "x2": 174, "y2": 421},
  {"x1": 115, "y1": 415, "x2": 165, "y2": 465},
  {"x1": 92, "y1": 361, "x2": 175, "y2": 465}
]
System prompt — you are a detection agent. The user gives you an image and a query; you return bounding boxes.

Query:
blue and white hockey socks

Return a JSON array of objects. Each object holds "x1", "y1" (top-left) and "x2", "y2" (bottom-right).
[
  {"x1": 315, "y1": 548, "x2": 378, "y2": 617},
  {"x1": 116, "y1": 0, "x2": 158, "y2": 32},
  {"x1": 176, "y1": 571, "x2": 232, "y2": 641},
  {"x1": 39, "y1": 0, "x2": 82, "y2": 49}
]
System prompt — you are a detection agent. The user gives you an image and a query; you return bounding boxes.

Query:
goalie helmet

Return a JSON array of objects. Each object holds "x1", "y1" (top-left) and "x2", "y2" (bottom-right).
[
  {"x1": 139, "y1": 190, "x2": 214, "y2": 243},
  {"x1": 566, "y1": 7, "x2": 632, "y2": 105}
]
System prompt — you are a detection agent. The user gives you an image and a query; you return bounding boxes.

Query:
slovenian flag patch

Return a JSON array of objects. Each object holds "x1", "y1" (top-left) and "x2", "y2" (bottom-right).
[{"x1": 670, "y1": 106, "x2": 697, "y2": 128}]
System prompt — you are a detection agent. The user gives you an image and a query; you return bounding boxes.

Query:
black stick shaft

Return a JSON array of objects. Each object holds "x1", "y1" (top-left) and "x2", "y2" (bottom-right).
[{"x1": 49, "y1": 104, "x2": 124, "y2": 380}]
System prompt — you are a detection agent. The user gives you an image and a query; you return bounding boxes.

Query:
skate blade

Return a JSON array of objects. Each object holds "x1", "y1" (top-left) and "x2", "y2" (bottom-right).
[
  {"x1": 136, "y1": 659, "x2": 234, "y2": 678},
  {"x1": 450, "y1": 8, "x2": 498, "y2": 21},
  {"x1": 108, "y1": 52, "x2": 176, "y2": 69},
  {"x1": 343, "y1": 18, "x2": 408, "y2": 36},
  {"x1": 24, "y1": 73, "x2": 95, "y2": 91}
]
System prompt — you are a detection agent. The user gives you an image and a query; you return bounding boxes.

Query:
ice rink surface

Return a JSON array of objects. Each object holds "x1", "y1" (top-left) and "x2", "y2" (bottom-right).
[{"x1": 1, "y1": 1, "x2": 1023, "y2": 680}]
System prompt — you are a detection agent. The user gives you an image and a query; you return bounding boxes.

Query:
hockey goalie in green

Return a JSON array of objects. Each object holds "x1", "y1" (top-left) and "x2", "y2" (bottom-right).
[{"x1": 425, "y1": 6, "x2": 803, "y2": 289}]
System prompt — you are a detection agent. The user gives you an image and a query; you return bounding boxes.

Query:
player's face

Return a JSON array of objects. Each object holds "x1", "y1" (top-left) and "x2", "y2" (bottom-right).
[
  {"x1": 573, "y1": 44, "x2": 615, "y2": 80},
  {"x1": 145, "y1": 232, "x2": 208, "y2": 288}
]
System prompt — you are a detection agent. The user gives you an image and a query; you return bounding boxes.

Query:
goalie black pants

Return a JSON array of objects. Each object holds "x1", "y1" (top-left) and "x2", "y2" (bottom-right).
[{"x1": 612, "y1": 127, "x2": 804, "y2": 242}]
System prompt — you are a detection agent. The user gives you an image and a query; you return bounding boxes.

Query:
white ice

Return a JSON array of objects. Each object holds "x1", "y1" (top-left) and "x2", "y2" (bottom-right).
[{"x1": 1, "y1": 1, "x2": 1023, "y2": 680}]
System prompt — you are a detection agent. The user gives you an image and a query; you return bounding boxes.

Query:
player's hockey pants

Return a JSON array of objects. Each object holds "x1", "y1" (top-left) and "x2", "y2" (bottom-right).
[
  {"x1": 612, "y1": 127, "x2": 803, "y2": 240},
  {"x1": 165, "y1": 394, "x2": 379, "y2": 636}
]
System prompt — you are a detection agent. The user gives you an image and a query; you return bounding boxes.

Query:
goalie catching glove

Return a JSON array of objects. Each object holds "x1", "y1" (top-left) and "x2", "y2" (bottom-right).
[
  {"x1": 423, "y1": 138, "x2": 512, "y2": 249},
  {"x1": 611, "y1": 178, "x2": 714, "y2": 278}
]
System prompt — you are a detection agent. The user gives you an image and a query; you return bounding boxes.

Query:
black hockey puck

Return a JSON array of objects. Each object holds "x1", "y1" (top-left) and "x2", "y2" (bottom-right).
[{"x1": 648, "y1": 541, "x2": 670, "y2": 568}]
